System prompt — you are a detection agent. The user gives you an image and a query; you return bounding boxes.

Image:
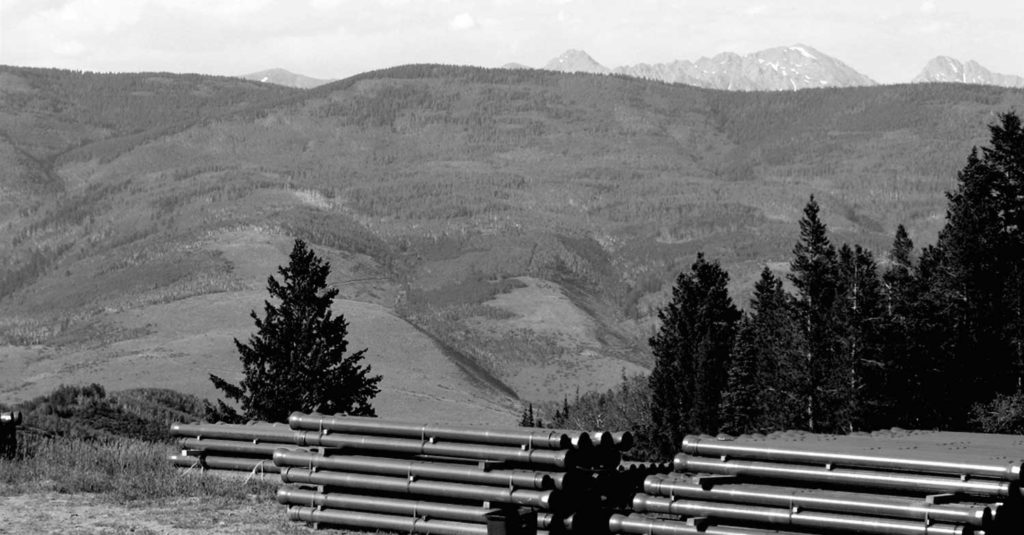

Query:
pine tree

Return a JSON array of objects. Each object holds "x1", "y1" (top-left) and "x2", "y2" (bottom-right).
[
  {"x1": 788, "y1": 196, "x2": 838, "y2": 431},
  {"x1": 649, "y1": 253, "x2": 740, "y2": 454},
  {"x1": 720, "y1": 268, "x2": 806, "y2": 434},
  {"x1": 208, "y1": 239, "x2": 381, "y2": 423}
]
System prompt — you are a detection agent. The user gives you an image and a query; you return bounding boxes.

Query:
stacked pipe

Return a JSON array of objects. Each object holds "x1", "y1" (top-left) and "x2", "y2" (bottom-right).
[
  {"x1": 622, "y1": 433, "x2": 1023, "y2": 535},
  {"x1": 275, "y1": 412, "x2": 650, "y2": 534},
  {"x1": 168, "y1": 421, "x2": 304, "y2": 477}
]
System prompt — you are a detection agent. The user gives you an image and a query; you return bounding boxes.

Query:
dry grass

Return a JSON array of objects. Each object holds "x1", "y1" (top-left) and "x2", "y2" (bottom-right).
[{"x1": 0, "y1": 434, "x2": 277, "y2": 502}]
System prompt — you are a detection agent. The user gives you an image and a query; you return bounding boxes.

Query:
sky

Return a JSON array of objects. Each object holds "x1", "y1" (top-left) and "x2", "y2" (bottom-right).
[{"x1": 1, "y1": 0, "x2": 1022, "y2": 84}]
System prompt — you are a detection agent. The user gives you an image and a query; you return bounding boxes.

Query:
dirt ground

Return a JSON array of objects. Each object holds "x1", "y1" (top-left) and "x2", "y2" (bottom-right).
[{"x1": 0, "y1": 492, "x2": 368, "y2": 535}]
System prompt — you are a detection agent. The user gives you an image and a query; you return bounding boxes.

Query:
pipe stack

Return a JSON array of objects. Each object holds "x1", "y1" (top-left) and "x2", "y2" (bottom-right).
[
  {"x1": 168, "y1": 415, "x2": 656, "y2": 533},
  {"x1": 276, "y1": 412, "x2": 645, "y2": 534},
  {"x1": 621, "y1": 433, "x2": 1023, "y2": 535}
]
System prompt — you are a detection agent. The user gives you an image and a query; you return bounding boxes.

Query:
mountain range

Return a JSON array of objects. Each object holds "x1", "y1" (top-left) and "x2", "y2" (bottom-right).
[
  {"x1": 249, "y1": 48, "x2": 1024, "y2": 92},
  {"x1": 1, "y1": 64, "x2": 1022, "y2": 423},
  {"x1": 529, "y1": 47, "x2": 1024, "y2": 91}
]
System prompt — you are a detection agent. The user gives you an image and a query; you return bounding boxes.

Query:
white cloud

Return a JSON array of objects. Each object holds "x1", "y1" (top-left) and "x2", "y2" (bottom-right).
[
  {"x1": 920, "y1": 0, "x2": 936, "y2": 13},
  {"x1": 449, "y1": 12, "x2": 476, "y2": 31}
]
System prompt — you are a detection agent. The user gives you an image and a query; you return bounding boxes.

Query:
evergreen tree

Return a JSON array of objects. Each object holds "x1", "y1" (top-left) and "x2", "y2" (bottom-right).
[
  {"x1": 208, "y1": 239, "x2": 381, "y2": 423},
  {"x1": 649, "y1": 253, "x2": 740, "y2": 454},
  {"x1": 832, "y1": 244, "x2": 885, "y2": 431},
  {"x1": 929, "y1": 112, "x2": 1024, "y2": 425},
  {"x1": 720, "y1": 268, "x2": 806, "y2": 434},
  {"x1": 788, "y1": 196, "x2": 838, "y2": 431}
]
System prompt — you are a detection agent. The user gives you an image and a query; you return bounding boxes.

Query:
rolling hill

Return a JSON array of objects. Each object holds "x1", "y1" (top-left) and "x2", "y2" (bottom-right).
[{"x1": 1, "y1": 64, "x2": 1022, "y2": 420}]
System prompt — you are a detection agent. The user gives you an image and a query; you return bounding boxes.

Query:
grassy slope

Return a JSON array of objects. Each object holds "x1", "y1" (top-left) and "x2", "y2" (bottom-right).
[{"x1": 2, "y1": 65, "x2": 1023, "y2": 410}]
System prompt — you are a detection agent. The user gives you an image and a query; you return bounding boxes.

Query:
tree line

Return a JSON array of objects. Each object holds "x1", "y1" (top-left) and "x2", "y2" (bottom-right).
[
  {"x1": 548, "y1": 112, "x2": 1024, "y2": 458},
  {"x1": 645, "y1": 112, "x2": 1024, "y2": 455}
]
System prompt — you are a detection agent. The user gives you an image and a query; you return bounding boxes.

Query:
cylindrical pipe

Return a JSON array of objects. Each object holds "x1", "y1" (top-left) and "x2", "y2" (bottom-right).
[
  {"x1": 0, "y1": 411, "x2": 21, "y2": 425},
  {"x1": 288, "y1": 506, "x2": 488, "y2": 535},
  {"x1": 278, "y1": 488, "x2": 493, "y2": 523},
  {"x1": 169, "y1": 453, "x2": 280, "y2": 473},
  {"x1": 279, "y1": 467, "x2": 563, "y2": 510},
  {"x1": 674, "y1": 455, "x2": 1016, "y2": 498},
  {"x1": 644, "y1": 475, "x2": 991, "y2": 527},
  {"x1": 273, "y1": 450, "x2": 553, "y2": 490},
  {"x1": 608, "y1": 513, "x2": 802, "y2": 535},
  {"x1": 170, "y1": 423, "x2": 303, "y2": 443},
  {"x1": 289, "y1": 413, "x2": 586, "y2": 450},
  {"x1": 683, "y1": 435, "x2": 1023, "y2": 482},
  {"x1": 634, "y1": 494, "x2": 970, "y2": 535},
  {"x1": 179, "y1": 438, "x2": 298, "y2": 457},
  {"x1": 174, "y1": 422, "x2": 578, "y2": 468}
]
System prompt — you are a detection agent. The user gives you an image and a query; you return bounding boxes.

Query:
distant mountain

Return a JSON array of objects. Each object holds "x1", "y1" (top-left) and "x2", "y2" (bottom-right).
[
  {"x1": 614, "y1": 44, "x2": 876, "y2": 90},
  {"x1": 913, "y1": 57, "x2": 1024, "y2": 88},
  {"x1": 543, "y1": 50, "x2": 610, "y2": 74},
  {"x1": 242, "y1": 68, "x2": 333, "y2": 89},
  {"x1": 501, "y1": 62, "x2": 531, "y2": 70}
]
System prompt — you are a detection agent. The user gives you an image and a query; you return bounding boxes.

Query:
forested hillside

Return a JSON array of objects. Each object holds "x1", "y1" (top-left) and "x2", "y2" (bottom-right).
[{"x1": 1, "y1": 64, "x2": 1021, "y2": 412}]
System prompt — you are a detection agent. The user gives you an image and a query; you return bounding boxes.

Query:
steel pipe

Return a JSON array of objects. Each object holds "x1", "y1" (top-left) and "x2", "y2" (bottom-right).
[
  {"x1": 169, "y1": 453, "x2": 280, "y2": 474},
  {"x1": 170, "y1": 422, "x2": 303, "y2": 443},
  {"x1": 634, "y1": 494, "x2": 971, "y2": 535},
  {"x1": 289, "y1": 413, "x2": 587, "y2": 450},
  {"x1": 278, "y1": 488, "x2": 496, "y2": 523},
  {"x1": 174, "y1": 422, "x2": 578, "y2": 468},
  {"x1": 0, "y1": 411, "x2": 21, "y2": 425},
  {"x1": 288, "y1": 506, "x2": 488, "y2": 535},
  {"x1": 273, "y1": 450, "x2": 553, "y2": 490},
  {"x1": 674, "y1": 455, "x2": 1016, "y2": 498},
  {"x1": 279, "y1": 467, "x2": 564, "y2": 510},
  {"x1": 608, "y1": 513, "x2": 803, "y2": 535},
  {"x1": 178, "y1": 438, "x2": 300, "y2": 457},
  {"x1": 683, "y1": 435, "x2": 1023, "y2": 482},
  {"x1": 644, "y1": 475, "x2": 991, "y2": 527}
]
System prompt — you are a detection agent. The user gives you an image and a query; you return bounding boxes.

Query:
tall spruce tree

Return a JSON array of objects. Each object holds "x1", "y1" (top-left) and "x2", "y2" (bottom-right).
[
  {"x1": 929, "y1": 112, "x2": 1024, "y2": 425},
  {"x1": 649, "y1": 253, "x2": 740, "y2": 454},
  {"x1": 788, "y1": 196, "x2": 839, "y2": 432},
  {"x1": 208, "y1": 239, "x2": 381, "y2": 423},
  {"x1": 832, "y1": 244, "x2": 885, "y2": 431},
  {"x1": 720, "y1": 268, "x2": 806, "y2": 434}
]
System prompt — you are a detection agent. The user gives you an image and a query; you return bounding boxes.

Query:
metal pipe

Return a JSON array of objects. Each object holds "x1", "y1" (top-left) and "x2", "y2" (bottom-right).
[
  {"x1": 289, "y1": 413, "x2": 586, "y2": 450},
  {"x1": 278, "y1": 489, "x2": 580, "y2": 532},
  {"x1": 634, "y1": 494, "x2": 971, "y2": 535},
  {"x1": 173, "y1": 422, "x2": 578, "y2": 468},
  {"x1": 273, "y1": 450, "x2": 553, "y2": 490},
  {"x1": 608, "y1": 513, "x2": 803, "y2": 535},
  {"x1": 683, "y1": 435, "x2": 1023, "y2": 482},
  {"x1": 169, "y1": 453, "x2": 280, "y2": 473},
  {"x1": 178, "y1": 438, "x2": 299, "y2": 457},
  {"x1": 170, "y1": 422, "x2": 303, "y2": 443},
  {"x1": 674, "y1": 455, "x2": 1016, "y2": 498},
  {"x1": 278, "y1": 488, "x2": 495, "y2": 523},
  {"x1": 644, "y1": 475, "x2": 991, "y2": 527},
  {"x1": 287, "y1": 506, "x2": 488, "y2": 535},
  {"x1": 279, "y1": 467, "x2": 564, "y2": 510},
  {"x1": 0, "y1": 411, "x2": 21, "y2": 425}
]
